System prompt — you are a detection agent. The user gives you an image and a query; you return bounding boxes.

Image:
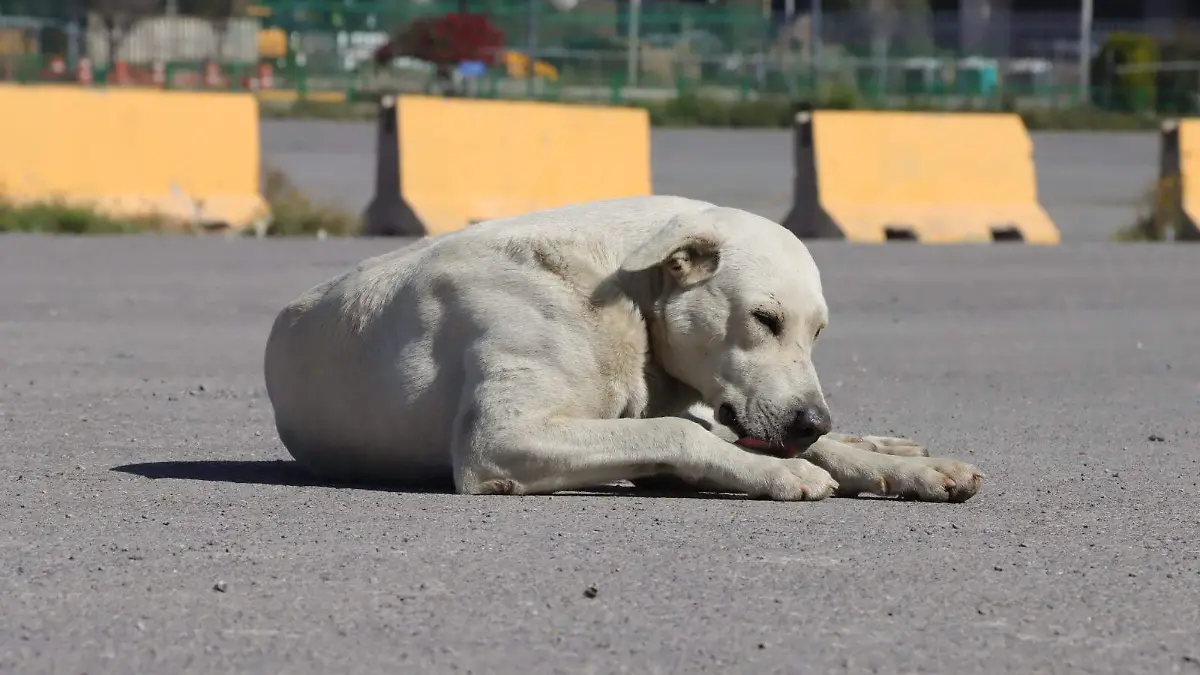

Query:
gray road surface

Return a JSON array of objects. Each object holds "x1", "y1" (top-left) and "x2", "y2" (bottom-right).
[
  {"x1": 2, "y1": 236, "x2": 1198, "y2": 674},
  {"x1": 260, "y1": 122, "x2": 1160, "y2": 243}
]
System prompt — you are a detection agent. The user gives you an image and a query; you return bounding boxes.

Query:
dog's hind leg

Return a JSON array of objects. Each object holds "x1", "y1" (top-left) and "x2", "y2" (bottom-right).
[
  {"x1": 801, "y1": 437, "x2": 984, "y2": 503},
  {"x1": 823, "y1": 432, "x2": 930, "y2": 457}
]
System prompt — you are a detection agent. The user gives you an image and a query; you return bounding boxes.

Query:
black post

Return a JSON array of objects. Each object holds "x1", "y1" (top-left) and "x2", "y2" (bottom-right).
[
  {"x1": 361, "y1": 96, "x2": 427, "y2": 237},
  {"x1": 780, "y1": 110, "x2": 840, "y2": 240}
]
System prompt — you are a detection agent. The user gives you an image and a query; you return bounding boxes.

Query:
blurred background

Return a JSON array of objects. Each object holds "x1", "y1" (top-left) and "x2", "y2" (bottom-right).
[
  {"x1": 0, "y1": 0, "x2": 1195, "y2": 244},
  {"x1": 0, "y1": 0, "x2": 1196, "y2": 117}
]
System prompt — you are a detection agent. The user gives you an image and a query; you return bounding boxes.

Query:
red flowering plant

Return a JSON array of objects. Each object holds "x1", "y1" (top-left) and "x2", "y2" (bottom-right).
[{"x1": 374, "y1": 12, "x2": 506, "y2": 93}]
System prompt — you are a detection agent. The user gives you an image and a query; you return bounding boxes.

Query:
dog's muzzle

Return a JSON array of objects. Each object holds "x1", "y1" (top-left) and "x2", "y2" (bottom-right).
[{"x1": 719, "y1": 401, "x2": 830, "y2": 459}]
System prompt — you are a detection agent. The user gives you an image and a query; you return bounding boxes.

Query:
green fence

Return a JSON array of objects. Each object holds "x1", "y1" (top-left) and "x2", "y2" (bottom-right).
[
  {"x1": 251, "y1": 0, "x2": 774, "y2": 50},
  {"x1": 1, "y1": 1, "x2": 1197, "y2": 116}
]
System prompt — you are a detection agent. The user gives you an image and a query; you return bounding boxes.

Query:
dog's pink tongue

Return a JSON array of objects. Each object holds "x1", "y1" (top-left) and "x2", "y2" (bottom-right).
[
  {"x1": 737, "y1": 437, "x2": 770, "y2": 450},
  {"x1": 736, "y1": 437, "x2": 796, "y2": 458}
]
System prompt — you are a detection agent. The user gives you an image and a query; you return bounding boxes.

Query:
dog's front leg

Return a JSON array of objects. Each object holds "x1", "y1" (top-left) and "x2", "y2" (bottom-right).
[
  {"x1": 629, "y1": 403, "x2": 757, "y2": 494},
  {"x1": 823, "y1": 432, "x2": 930, "y2": 457},
  {"x1": 801, "y1": 437, "x2": 984, "y2": 503},
  {"x1": 454, "y1": 416, "x2": 839, "y2": 500}
]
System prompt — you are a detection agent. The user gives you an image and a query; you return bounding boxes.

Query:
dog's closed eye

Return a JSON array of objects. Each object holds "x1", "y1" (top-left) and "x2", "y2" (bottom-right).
[{"x1": 752, "y1": 309, "x2": 783, "y2": 336}]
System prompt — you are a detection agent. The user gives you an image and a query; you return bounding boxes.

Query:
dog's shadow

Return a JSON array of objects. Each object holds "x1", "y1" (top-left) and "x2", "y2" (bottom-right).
[
  {"x1": 111, "y1": 459, "x2": 446, "y2": 494},
  {"x1": 109, "y1": 460, "x2": 758, "y2": 499}
]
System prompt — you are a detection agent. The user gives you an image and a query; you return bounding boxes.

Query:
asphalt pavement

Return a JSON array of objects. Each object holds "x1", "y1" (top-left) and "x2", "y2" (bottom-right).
[
  {"x1": 2, "y1": 235, "x2": 1198, "y2": 674},
  {"x1": 259, "y1": 122, "x2": 1162, "y2": 243}
]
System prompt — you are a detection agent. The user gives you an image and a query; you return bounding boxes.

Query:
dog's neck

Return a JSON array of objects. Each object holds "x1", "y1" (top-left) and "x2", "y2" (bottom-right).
[{"x1": 604, "y1": 267, "x2": 705, "y2": 415}]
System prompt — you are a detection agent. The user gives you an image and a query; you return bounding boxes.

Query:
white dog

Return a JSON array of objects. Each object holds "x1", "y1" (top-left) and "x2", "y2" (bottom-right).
[{"x1": 264, "y1": 196, "x2": 983, "y2": 502}]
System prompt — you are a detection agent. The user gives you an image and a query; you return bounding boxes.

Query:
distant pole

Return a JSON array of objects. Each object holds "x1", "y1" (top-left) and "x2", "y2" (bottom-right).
[
  {"x1": 627, "y1": 0, "x2": 641, "y2": 87},
  {"x1": 1079, "y1": 0, "x2": 1093, "y2": 105},
  {"x1": 784, "y1": 0, "x2": 796, "y2": 93},
  {"x1": 811, "y1": 0, "x2": 823, "y2": 92},
  {"x1": 526, "y1": 0, "x2": 539, "y2": 93}
]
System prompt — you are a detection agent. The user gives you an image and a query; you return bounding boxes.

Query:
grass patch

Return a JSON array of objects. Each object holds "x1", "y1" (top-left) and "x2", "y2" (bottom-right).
[
  {"x1": 639, "y1": 94, "x2": 1162, "y2": 131},
  {"x1": 0, "y1": 199, "x2": 172, "y2": 234},
  {"x1": 1113, "y1": 176, "x2": 1190, "y2": 242},
  {"x1": 258, "y1": 99, "x2": 378, "y2": 122},
  {"x1": 0, "y1": 166, "x2": 362, "y2": 237},
  {"x1": 258, "y1": 91, "x2": 1164, "y2": 132},
  {"x1": 1017, "y1": 106, "x2": 1159, "y2": 132}
]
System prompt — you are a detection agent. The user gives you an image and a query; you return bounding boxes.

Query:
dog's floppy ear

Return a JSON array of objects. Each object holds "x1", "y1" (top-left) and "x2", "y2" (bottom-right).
[{"x1": 622, "y1": 210, "x2": 723, "y2": 286}]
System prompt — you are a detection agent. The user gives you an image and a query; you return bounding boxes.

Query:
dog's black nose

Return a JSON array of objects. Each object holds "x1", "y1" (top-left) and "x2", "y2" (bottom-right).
[{"x1": 786, "y1": 405, "x2": 831, "y2": 448}]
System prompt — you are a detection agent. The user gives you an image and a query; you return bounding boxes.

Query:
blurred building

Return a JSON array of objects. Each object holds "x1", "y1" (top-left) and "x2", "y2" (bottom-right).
[{"x1": 753, "y1": 0, "x2": 1199, "y2": 61}]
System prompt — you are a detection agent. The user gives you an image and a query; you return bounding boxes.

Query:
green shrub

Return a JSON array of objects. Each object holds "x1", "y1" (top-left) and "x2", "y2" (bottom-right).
[
  {"x1": 1090, "y1": 31, "x2": 1159, "y2": 112},
  {"x1": 821, "y1": 81, "x2": 862, "y2": 110},
  {"x1": 662, "y1": 92, "x2": 732, "y2": 126},
  {"x1": 256, "y1": 166, "x2": 361, "y2": 237},
  {"x1": 726, "y1": 98, "x2": 796, "y2": 127},
  {"x1": 1156, "y1": 35, "x2": 1200, "y2": 115}
]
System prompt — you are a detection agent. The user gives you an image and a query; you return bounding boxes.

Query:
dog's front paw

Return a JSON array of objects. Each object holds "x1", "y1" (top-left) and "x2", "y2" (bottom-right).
[
  {"x1": 752, "y1": 458, "x2": 839, "y2": 501},
  {"x1": 878, "y1": 458, "x2": 984, "y2": 503}
]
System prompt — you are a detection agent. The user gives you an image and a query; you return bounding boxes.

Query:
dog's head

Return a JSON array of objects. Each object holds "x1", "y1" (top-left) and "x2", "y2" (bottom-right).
[{"x1": 622, "y1": 206, "x2": 830, "y2": 456}]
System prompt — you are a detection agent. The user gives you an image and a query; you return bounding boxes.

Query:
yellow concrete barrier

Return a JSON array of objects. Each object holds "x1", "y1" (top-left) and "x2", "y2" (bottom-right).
[
  {"x1": 363, "y1": 95, "x2": 652, "y2": 236},
  {"x1": 0, "y1": 85, "x2": 267, "y2": 230},
  {"x1": 782, "y1": 110, "x2": 1060, "y2": 244},
  {"x1": 1159, "y1": 118, "x2": 1200, "y2": 241}
]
